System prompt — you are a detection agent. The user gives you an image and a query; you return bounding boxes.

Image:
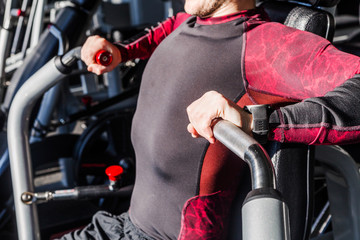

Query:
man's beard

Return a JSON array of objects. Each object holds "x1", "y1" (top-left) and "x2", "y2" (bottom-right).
[{"x1": 192, "y1": 0, "x2": 227, "y2": 18}]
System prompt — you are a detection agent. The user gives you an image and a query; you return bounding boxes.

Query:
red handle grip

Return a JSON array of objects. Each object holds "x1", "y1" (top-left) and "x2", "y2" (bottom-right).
[{"x1": 95, "y1": 50, "x2": 113, "y2": 66}]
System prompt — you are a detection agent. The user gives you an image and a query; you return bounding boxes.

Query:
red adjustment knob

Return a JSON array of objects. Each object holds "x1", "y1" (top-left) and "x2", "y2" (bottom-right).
[
  {"x1": 105, "y1": 165, "x2": 123, "y2": 181},
  {"x1": 95, "y1": 50, "x2": 113, "y2": 66}
]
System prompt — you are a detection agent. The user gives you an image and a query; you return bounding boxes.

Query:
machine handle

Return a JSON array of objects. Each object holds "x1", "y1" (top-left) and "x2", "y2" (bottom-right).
[
  {"x1": 213, "y1": 120, "x2": 275, "y2": 190},
  {"x1": 95, "y1": 50, "x2": 113, "y2": 66},
  {"x1": 57, "y1": 48, "x2": 113, "y2": 73}
]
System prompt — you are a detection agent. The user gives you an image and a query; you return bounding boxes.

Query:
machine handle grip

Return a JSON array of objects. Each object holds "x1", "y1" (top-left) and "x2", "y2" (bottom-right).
[{"x1": 95, "y1": 50, "x2": 113, "y2": 66}]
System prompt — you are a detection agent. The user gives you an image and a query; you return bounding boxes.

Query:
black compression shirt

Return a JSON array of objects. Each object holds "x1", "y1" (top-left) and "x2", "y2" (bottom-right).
[
  {"x1": 119, "y1": 8, "x2": 360, "y2": 240},
  {"x1": 130, "y1": 14, "x2": 251, "y2": 239}
]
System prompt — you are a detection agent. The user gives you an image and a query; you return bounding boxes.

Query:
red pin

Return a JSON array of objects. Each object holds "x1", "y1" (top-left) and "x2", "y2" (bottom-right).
[{"x1": 105, "y1": 165, "x2": 124, "y2": 182}]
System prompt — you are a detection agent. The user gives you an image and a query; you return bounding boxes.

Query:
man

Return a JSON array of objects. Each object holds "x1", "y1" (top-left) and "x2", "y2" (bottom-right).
[{"x1": 61, "y1": 0, "x2": 360, "y2": 239}]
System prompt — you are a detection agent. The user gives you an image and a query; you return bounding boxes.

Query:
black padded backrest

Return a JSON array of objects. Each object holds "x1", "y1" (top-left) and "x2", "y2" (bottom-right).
[
  {"x1": 266, "y1": 142, "x2": 314, "y2": 240},
  {"x1": 285, "y1": 6, "x2": 334, "y2": 41},
  {"x1": 260, "y1": 0, "x2": 335, "y2": 41},
  {"x1": 291, "y1": 0, "x2": 340, "y2": 8},
  {"x1": 259, "y1": 0, "x2": 340, "y2": 8},
  {"x1": 227, "y1": 143, "x2": 314, "y2": 240}
]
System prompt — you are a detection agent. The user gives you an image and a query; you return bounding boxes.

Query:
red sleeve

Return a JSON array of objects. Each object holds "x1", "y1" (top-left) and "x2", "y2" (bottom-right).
[
  {"x1": 245, "y1": 22, "x2": 360, "y2": 145},
  {"x1": 245, "y1": 22, "x2": 360, "y2": 100},
  {"x1": 115, "y1": 12, "x2": 191, "y2": 61}
]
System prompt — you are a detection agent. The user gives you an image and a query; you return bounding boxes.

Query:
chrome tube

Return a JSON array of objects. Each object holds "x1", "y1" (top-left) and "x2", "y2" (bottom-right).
[
  {"x1": 0, "y1": 0, "x2": 19, "y2": 99},
  {"x1": 213, "y1": 120, "x2": 275, "y2": 189},
  {"x1": 20, "y1": 0, "x2": 40, "y2": 58},
  {"x1": 213, "y1": 120, "x2": 289, "y2": 240},
  {"x1": 30, "y1": 0, "x2": 47, "y2": 48},
  {"x1": 0, "y1": 28, "x2": 11, "y2": 99},
  {"x1": 8, "y1": 58, "x2": 66, "y2": 240}
]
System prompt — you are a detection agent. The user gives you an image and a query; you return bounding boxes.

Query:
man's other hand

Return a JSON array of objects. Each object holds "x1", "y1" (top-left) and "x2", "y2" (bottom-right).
[{"x1": 81, "y1": 35, "x2": 122, "y2": 75}]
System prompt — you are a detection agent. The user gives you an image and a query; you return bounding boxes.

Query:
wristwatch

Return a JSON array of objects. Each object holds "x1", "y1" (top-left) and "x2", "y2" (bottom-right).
[{"x1": 244, "y1": 104, "x2": 271, "y2": 144}]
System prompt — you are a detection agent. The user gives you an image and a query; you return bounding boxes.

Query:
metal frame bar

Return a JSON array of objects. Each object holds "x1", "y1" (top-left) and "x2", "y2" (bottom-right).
[
  {"x1": 213, "y1": 120, "x2": 275, "y2": 189},
  {"x1": 8, "y1": 58, "x2": 66, "y2": 240},
  {"x1": 0, "y1": 0, "x2": 19, "y2": 100},
  {"x1": 30, "y1": 25, "x2": 67, "y2": 142},
  {"x1": 314, "y1": 145, "x2": 360, "y2": 240}
]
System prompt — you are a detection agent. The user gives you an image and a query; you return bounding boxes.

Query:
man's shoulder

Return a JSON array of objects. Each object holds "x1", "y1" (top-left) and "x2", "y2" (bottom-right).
[{"x1": 249, "y1": 21, "x2": 327, "y2": 41}]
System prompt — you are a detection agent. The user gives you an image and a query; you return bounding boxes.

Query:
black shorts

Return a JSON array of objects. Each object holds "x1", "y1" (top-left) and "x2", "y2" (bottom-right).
[{"x1": 57, "y1": 211, "x2": 154, "y2": 240}]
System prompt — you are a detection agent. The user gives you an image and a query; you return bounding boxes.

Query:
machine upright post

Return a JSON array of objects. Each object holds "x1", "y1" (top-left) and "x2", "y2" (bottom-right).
[
  {"x1": 7, "y1": 59, "x2": 66, "y2": 240},
  {"x1": 213, "y1": 120, "x2": 290, "y2": 240}
]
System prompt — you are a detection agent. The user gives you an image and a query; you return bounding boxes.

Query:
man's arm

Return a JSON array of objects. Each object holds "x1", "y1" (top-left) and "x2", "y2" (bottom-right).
[
  {"x1": 115, "y1": 12, "x2": 191, "y2": 61},
  {"x1": 245, "y1": 22, "x2": 360, "y2": 100},
  {"x1": 187, "y1": 23, "x2": 360, "y2": 145},
  {"x1": 81, "y1": 12, "x2": 190, "y2": 75},
  {"x1": 243, "y1": 22, "x2": 360, "y2": 145},
  {"x1": 269, "y1": 76, "x2": 360, "y2": 145},
  {"x1": 187, "y1": 77, "x2": 360, "y2": 145}
]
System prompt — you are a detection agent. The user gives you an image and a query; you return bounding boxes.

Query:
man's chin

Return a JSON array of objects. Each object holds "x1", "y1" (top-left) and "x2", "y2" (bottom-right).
[
  {"x1": 184, "y1": 3, "x2": 218, "y2": 18},
  {"x1": 184, "y1": 9, "x2": 212, "y2": 18}
]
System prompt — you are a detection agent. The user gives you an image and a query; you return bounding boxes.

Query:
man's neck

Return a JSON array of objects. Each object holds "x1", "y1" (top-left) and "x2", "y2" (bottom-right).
[{"x1": 211, "y1": 1, "x2": 256, "y2": 17}]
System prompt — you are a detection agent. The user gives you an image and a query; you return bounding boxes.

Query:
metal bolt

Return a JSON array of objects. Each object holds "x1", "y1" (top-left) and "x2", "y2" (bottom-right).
[{"x1": 21, "y1": 192, "x2": 34, "y2": 205}]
